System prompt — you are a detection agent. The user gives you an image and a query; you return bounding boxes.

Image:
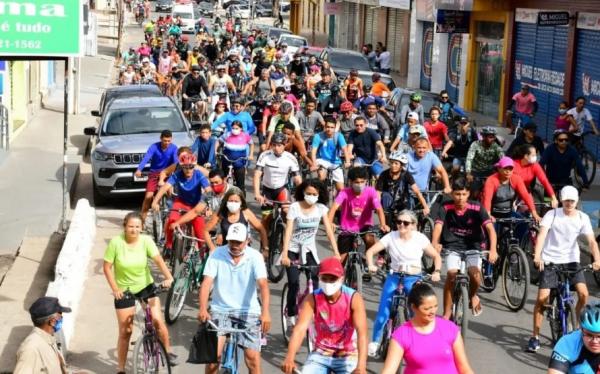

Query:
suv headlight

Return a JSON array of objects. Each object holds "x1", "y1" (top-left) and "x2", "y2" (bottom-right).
[{"x1": 93, "y1": 151, "x2": 112, "y2": 161}]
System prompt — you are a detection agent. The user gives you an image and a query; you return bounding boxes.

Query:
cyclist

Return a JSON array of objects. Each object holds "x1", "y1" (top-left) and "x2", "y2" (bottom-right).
[
  {"x1": 567, "y1": 97, "x2": 599, "y2": 136},
  {"x1": 398, "y1": 93, "x2": 425, "y2": 127},
  {"x1": 438, "y1": 90, "x2": 455, "y2": 125},
  {"x1": 152, "y1": 153, "x2": 210, "y2": 258},
  {"x1": 506, "y1": 122, "x2": 545, "y2": 157},
  {"x1": 354, "y1": 85, "x2": 386, "y2": 114},
  {"x1": 343, "y1": 69, "x2": 364, "y2": 105},
  {"x1": 328, "y1": 166, "x2": 390, "y2": 262},
  {"x1": 347, "y1": 116, "x2": 388, "y2": 178},
  {"x1": 209, "y1": 64, "x2": 236, "y2": 110},
  {"x1": 311, "y1": 70, "x2": 336, "y2": 112},
  {"x1": 431, "y1": 177, "x2": 498, "y2": 318},
  {"x1": 214, "y1": 120, "x2": 253, "y2": 191},
  {"x1": 136, "y1": 130, "x2": 179, "y2": 224},
  {"x1": 296, "y1": 98, "x2": 325, "y2": 135},
  {"x1": 371, "y1": 73, "x2": 390, "y2": 98},
  {"x1": 375, "y1": 151, "x2": 429, "y2": 217},
  {"x1": 506, "y1": 84, "x2": 537, "y2": 135},
  {"x1": 512, "y1": 144, "x2": 558, "y2": 208},
  {"x1": 407, "y1": 137, "x2": 452, "y2": 194},
  {"x1": 441, "y1": 116, "x2": 478, "y2": 176},
  {"x1": 549, "y1": 303, "x2": 600, "y2": 373},
  {"x1": 555, "y1": 101, "x2": 578, "y2": 133},
  {"x1": 281, "y1": 257, "x2": 368, "y2": 374},
  {"x1": 381, "y1": 283, "x2": 474, "y2": 374},
  {"x1": 244, "y1": 68, "x2": 276, "y2": 98},
  {"x1": 465, "y1": 126, "x2": 504, "y2": 185},
  {"x1": 390, "y1": 112, "x2": 428, "y2": 152},
  {"x1": 198, "y1": 223, "x2": 271, "y2": 374},
  {"x1": 288, "y1": 53, "x2": 307, "y2": 77},
  {"x1": 168, "y1": 54, "x2": 187, "y2": 97},
  {"x1": 540, "y1": 130, "x2": 589, "y2": 190},
  {"x1": 201, "y1": 170, "x2": 233, "y2": 217},
  {"x1": 338, "y1": 100, "x2": 358, "y2": 139},
  {"x1": 365, "y1": 210, "x2": 442, "y2": 357},
  {"x1": 182, "y1": 65, "x2": 210, "y2": 118},
  {"x1": 211, "y1": 97, "x2": 255, "y2": 135},
  {"x1": 119, "y1": 64, "x2": 139, "y2": 86},
  {"x1": 265, "y1": 101, "x2": 300, "y2": 149},
  {"x1": 281, "y1": 180, "x2": 340, "y2": 329},
  {"x1": 424, "y1": 106, "x2": 450, "y2": 156},
  {"x1": 321, "y1": 85, "x2": 344, "y2": 116},
  {"x1": 310, "y1": 116, "x2": 352, "y2": 193},
  {"x1": 191, "y1": 124, "x2": 217, "y2": 169},
  {"x1": 103, "y1": 212, "x2": 177, "y2": 372},
  {"x1": 528, "y1": 186, "x2": 600, "y2": 352},
  {"x1": 282, "y1": 122, "x2": 315, "y2": 171},
  {"x1": 364, "y1": 102, "x2": 391, "y2": 144}
]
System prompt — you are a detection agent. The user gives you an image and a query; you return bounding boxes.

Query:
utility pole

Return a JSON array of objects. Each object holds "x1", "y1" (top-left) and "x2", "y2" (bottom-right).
[{"x1": 115, "y1": 0, "x2": 124, "y2": 63}]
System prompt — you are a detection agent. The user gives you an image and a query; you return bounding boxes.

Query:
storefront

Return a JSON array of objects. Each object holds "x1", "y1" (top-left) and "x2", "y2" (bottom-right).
[
  {"x1": 384, "y1": 5, "x2": 410, "y2": 77},
  {"x1": 336, "y1": 1, "x2": 360, "y2": 50}
]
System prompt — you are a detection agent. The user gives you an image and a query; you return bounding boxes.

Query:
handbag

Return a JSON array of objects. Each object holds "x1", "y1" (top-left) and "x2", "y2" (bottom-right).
[{"x1": 187, "y1": 322, "x2": 218, "y2": 364}]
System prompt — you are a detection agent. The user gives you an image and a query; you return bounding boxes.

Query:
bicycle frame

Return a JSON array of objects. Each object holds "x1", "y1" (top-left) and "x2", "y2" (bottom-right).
[
  {"x1": 131, "y1": 285, "x2": 170, "y2": 370},
  {"x1": 207, "y1": 318, "x2": 261, "y2": 374}
]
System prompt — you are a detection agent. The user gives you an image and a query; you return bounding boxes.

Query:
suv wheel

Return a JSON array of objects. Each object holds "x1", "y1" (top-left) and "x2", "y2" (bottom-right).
[{"x1": 92, "y1": 179, "x2": 108, "y2": 206}]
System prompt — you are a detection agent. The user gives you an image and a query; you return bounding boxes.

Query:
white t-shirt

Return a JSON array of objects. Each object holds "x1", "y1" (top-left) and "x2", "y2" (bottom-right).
[
  {"x1": 256, "y1": 150, "x2": 299, "y2": 189},
  {"x1": 567, "y1": 107, "x2": 593, "y2": 134},
  {"x1": 540, "y1": 208, "x2": 593, "y2": 264},
  {"x1": 287, "y1": 202, "x2": 328, "y2": 263},
  {"x1": 379, "y1": 230, "x2": 431, "y2": 273}
]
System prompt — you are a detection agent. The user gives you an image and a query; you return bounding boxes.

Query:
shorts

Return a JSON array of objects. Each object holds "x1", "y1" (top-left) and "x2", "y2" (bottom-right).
[
  {"x1": 261, "y1": 186, "x2": 289, "y2": 209},
  {"x1": 539, "y1": 262, "x2": 586, "y2": 290},
  {"x1": 354, "y1": 157, "x2": 383, "y2": 177},
  {"x1": 211, "y1": 312, "x2": 262, "y2": 352},
  {"x1": 302, "y1": 352, "x2": 357, "y2": 374},
  {"x1": 444, "y1": 250, "x2": 482, "y2": 272},
  {"x1": 337, "y1": 226, "x2": 373, "y2": 255},
  {"x1": 114, "y1": 283, "x2": 157, "y2": 309},
  {"x1": 145, "y1": 171, "x2": 161, "y2": 193},
  {"x1": 316, "y1": 159, "x2": 344, "y2": 183}
]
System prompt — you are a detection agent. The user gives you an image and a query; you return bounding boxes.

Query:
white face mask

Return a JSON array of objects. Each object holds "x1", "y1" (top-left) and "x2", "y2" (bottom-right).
[
  {"x1": 227, "y1": 202, "x2": 241, "y2": 213},
  {"x1": 321, "y1": 279, "x2": 343, "y2": 296},
  {"x1": 231, "y1": 128, "x2": 242, "y2": 135},
  {"x1": 305, "y1": 194, "x2": 319, "y2": 205},
  {"x1": 529, "y1": 154, "x2": 537, "y2": 164}
]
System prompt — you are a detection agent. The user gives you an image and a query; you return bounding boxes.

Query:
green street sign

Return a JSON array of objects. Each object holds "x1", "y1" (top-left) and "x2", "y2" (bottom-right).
[{"x1": 0, "y1": 0, "x2": 82, "y2": 57}]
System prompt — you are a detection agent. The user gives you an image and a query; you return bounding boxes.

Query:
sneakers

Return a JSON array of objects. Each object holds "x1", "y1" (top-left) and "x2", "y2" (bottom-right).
[
  {"x1": 527, "y1": 336, "x2": 540, "y2": 352},
  {"x1": 285, "y1": 315, "x2": 297, "y2": 334},
  {"x1": 367, "y1": 342, "x2": 380, "y2": 358},
  {"x1": 168, "y1": 352, "x2": 179, "y2": 366}
]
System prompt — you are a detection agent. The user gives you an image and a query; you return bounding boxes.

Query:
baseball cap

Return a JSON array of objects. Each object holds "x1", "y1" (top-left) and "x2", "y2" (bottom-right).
[
  {"x1": 523, "y1": 122, "x2": 537, "y2": 130},
  {"x1": 191, "y1": 64, "x2": 201, "y2": 71},
  {"x1": 409, "y1": 126, "x2": 423, "y2": 134},
  {"x1": 495, "y1": 156, "x2": 514, "y2": 169},
  {"x1": 407, "y1": 112, "x2": 419, "y2": 121},
  {"x1": 319, "y1": 257, "x2": 344, "y2": 278},
  {"x1": 29, "y1": 297, "x2": 71, "y2": 320},
  {"x1": 142, "y1": 57, "x2": 150, "y2": 63},
  {"x1": 560, "y1": 185, "x2": 579, "y2": 202},
  {"x1": 226, "y1": 223, "x2": 248, "y2": 242},
  {"x1": 459, "y1": 116, "x2": 469, "y2": 123}
]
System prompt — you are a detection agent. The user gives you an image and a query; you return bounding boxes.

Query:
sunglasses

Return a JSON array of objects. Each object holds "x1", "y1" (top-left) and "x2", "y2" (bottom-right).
[
  {"x1": 441, "y1": 96, "x2": 449, "y2": 99},
  {"x1": 557, "y1": 138, "x2": 569, "y2": 142},
  {"x1": 397, "y1": 220, "x2": 413, "y2": 227},
  {"x1": 181, "y1": 165, "x2": 195, "y2": 170}
]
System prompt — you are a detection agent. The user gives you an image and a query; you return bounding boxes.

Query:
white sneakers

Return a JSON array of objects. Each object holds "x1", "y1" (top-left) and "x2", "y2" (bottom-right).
[
  {"x1": 285, "y1": 315, "x2": 297, "y2": 334},
  {"x1": 367, "y1": 341, "x2": 380, "y2": 357}
]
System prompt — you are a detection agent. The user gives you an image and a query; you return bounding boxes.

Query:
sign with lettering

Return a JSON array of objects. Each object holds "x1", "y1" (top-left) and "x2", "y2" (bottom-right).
[
  {"x1": 537, "y1": 11, "x2": 570, "y2": 26},
  {"x1": 324, "y1": 2, "x2": 342, "y2": 15},
  {"x1": 436, "y1": 10, "x2": 470, "y2": 33},
  {"x1": 0, "y1": 0, "x2": 82, "y2": 57},
  {"x1": 514, "y1": 60, "x2": 565, "y2": 96}
]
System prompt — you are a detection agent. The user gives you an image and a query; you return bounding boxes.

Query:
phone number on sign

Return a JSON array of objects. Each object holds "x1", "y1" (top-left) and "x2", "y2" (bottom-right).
[{"x1": 0, "y1": 40, "x2": 42, "y2": 49}]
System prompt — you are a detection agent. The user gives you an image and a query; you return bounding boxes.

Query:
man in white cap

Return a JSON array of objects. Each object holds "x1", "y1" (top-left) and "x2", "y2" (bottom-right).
[
  {"x1": 528, "y1": 186, "x2": 600, "y2": 352},
  {"x1": 198, "y1": 223, "x2": 271, "y2": 374}
]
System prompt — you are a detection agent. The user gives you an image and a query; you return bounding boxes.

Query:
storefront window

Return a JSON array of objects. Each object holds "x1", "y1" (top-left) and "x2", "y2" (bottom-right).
[{"x1": 474, "y1": 21, "x2": 504, "y2": 119}]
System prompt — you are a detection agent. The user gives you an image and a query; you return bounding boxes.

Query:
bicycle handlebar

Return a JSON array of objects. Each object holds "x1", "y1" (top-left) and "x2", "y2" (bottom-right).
[
  {"x1": 440, "y1": 249, "x2": 490, "y2": 258},
  {"x1": 206, "y1": 318, "x2": 261, "y2": 334},
  {"x1": 175, "y1": 226, "x2": 206, "y2": 243},
  {"x1": 218, "y1": 153, "x2": 249, "y2": 163},
  {"x1": 543, "y1": 263, "x2": 593, "y2": 274},
  {"x1": 337, "y1": 228, "x2": 381, "y2": 236}
]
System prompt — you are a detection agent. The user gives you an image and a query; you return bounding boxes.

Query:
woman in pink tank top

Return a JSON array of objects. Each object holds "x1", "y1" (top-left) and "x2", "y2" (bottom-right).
[{"x1": 381, "y1": 283, "x2": 474, "y2": 374}]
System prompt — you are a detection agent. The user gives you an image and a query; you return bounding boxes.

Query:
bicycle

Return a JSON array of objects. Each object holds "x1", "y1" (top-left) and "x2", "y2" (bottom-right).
[
  {"x1": 185, "y1": 95, "x2": 205, "y2": 124},
  {"x1": 217, "y1": 153, "x2": 249, "y2": 189},
  {"x1": 317, "y1": 164, "x2": 343, "y2": 203},
  {"x1": 152, "y1": 194, "x2": 170, "y2": 247},
  {"x1": 337, "y1": 229, "x2": 380, "y2": 293},
  {"x1": 164, "y1": 227, "x2": 209, "y2": 325},
  {"x1": 207, "y1": 316, "x2": 262, "y2": 374},
  {"x1": 441, "y1": 249, "x2": 489, "y2": 338},
  {"x1": 281, "y1": 261, "x2": 319, "y2": 352},
  {"x1": 265, "y1": 200, "x2": 289, "y2": 283},
  {"x1": 572, "y1": 131, "x2": 597, "y2": 187},
  {"x1": 543, "y1": 264, "x2": 593, "y2": 343},
  {"x1": 414, "y1": 190, "x2": 443, "y2": 274},
  {"x1": 170, "y1": 214, "x2": 195, "y2": 274},
  {"x1": 130, "y1": 284, "x2": 172, "y2": 373}
]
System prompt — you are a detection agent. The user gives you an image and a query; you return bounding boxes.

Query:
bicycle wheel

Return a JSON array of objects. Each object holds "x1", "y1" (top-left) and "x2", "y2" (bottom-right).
[
  {"x1": 563, "y1": 303, "x2": 578, "y2": 337},
  {"x1": 344, "y1": 262, "x2": 363, "y2": 293},
  {"x1": 480, "y1": 258, "x2": 501, "y2": 292},
  {"x1": 378, "y1": 319, "x2": 393, "y2": 360},
  {"x1": 164, "y1": 263, "x2": 191, "y2": 324},
  {"x1": 132, "y1": 335, "x2": 172, "y2": 373},
  {"x1": 170, "y1": 233, "x2": 184, "y2": 273},
  {"x1": 281, "y1": 283, "x2": 292, "y2": 344},
  {"x1": 419, "y1": 217, "x2": 435, "y2": 274},
  {"x1": 453, "y1": 283, "x2": 469, "y2": 338},
  {"x1": 575, "y1": 149, "x2": 597, "y2": 187},
  {"x1": 521, "y1": 233, "x2": 540, "y2": 285},
  {"x1": 591, "y1": 251, "x2": 600, "y2": 288},
  {"x1": 267, "y1": 222, "x2": 285, "y2": 283},
  {"x1": 501, "y1": 245, "x2": 530, "y2": 312},
  {"x1": 152, "y1": 211, "x2": 163, "y2": 245}
]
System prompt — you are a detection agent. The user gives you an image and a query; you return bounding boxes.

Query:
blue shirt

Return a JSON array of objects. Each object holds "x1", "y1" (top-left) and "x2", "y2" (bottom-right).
[
  {"x1": 167, "y1": 169, "x2": 210, "y2": 206},
  {"x1": 137, "y1": 142, "x2": 179, "y2": 172},
  {"x1": 202, "y1": 245, "x2": 267, "y2": 314},
  {"x1": 312, "y1": 132, "x2": 346, "y2": 165},
  {"x1": 191, "y1": 136, "x2": 216, "y2": 166},
  {"x1": 211, "y1": 111, "x2": 256, "y2": 135},
  {"x1": 407, "y1": 150, "x2": 441, "y2": 191},
  {"x1": 354, "y1": 95, "x2": 384, "y2": 111},
  {"x1": 551, "y1": 330, "x2": 595, "y2": 374}
]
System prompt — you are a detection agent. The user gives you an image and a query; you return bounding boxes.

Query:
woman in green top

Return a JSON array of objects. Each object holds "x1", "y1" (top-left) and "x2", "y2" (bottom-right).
[{"x1": 103, "y1": 212, "x2": 176, "y2": 373}]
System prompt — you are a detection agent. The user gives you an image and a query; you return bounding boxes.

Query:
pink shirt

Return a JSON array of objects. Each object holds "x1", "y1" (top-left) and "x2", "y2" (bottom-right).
[
  {"x1": 512, "y1": 92, "x2": 536, "y2": 114},
  {"x1": 392, "y1": 317, "x2": 460, "y2": 374},
  {"x1": 335, "y1": 186, "x2": 381, "y2": 232},
  {"x1": 313, "y1": 286, "x2": 357, "y2": 357}
]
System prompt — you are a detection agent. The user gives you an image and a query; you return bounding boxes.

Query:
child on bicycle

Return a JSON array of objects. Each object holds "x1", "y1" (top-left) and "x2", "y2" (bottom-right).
[
  {"x1": 191, "y1": 124, "x2": 217, "y2": 169},
  {"x1": 310, "y1": 115, "x2": 352, "y2": 193},
  {"x1": 215, "y1": 120, "x2": 254, "y2": 191}
]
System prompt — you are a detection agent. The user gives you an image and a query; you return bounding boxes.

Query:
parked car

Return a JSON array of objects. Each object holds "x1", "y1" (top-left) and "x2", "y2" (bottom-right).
[
  {"x1": 385, "y1": 88, "x2": 438, "y2": 124},
  {"x1": 319, "y1": 47, "x2": 372, "y2": 81},
  {"x1": 155, "y1": 0, "x2": 174, "y2": 12},
  {"x1": 84, "y1": 96, "x2": 195, "y2": 205},
  {"x1": 267, "y1": 27, "x2": 292, "y2": 41},
  {"x1": 254, "y1": 4, "x2": 272, "y2": 17},
  {"x1": 92, "y1": 85, "x2": 163, "y2": 118},
  {"x1": 222, "y1": 0, "x2": 244, "y2": 9},
  {"x1": 277, "y1": 34, "x2": 308, "y2": 55},
  {"x1": 229, "y1": 4, "x2": 251, "y2": 19},
  {"x1": 196, "y1": 1, "x2": 213, "y2": 17}
]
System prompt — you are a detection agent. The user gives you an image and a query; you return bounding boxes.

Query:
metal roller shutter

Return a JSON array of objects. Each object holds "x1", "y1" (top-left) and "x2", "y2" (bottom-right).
[
  {"x1": 420, "y1": 21, "x2": 434, "y2": 91},
  {"x1": 573, "y1": 29, "x2": 600, "y2": 158},
  {"x1": 386, "y1": 9, "x2": 409, "y2": 76},
  {"x1": 364, "y1": 6, "x2": 379, "y2": 47}
]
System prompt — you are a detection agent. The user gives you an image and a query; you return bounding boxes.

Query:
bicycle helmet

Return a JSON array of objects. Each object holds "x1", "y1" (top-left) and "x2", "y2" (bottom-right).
[
  {"x1": 340, "y1": 101, "x2": 354, "y2": 113},
  {"x1": 389, "y1": 151, "x2": 409, "y2": 164},
  {"x1": 480, "y1": 126, "x2": 497, "y2": 136},
  {"x1": 179, "y1": 153, "x2": 197, "y2": 166},
  {"x1": 581, "y1": 303, "x2": 600, "y2": 333},
  {"x1": 280, "y1": 101, "x2": 293, "y2": 114},
  {"x1": 410, "y1": 93, "x2": 422, "y2": 102},
  {"x1": 272, "y1": 132, "x2": 287, "y2": 144}
]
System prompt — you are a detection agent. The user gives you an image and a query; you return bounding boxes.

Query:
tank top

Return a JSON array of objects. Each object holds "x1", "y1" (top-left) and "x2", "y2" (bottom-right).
[
  {"x1": 313, "y1": 286, "x2": 357, "y2": 357},
  {"x1": 122, "y1": 71, "x2": 135, "y2": 85},
  {"x1": 219, "y1": 210, "x2": 249, "y2": 236},
  {"x1": 189, "y1": 54, "x2": 199, "y2": 66},
  {"x1": 255, "y1": 79, "x2": 271, "y2": 98},
  {"x1": 213, "y1": 76, "x2": 229, "y2": 94},
  {"x1": 492, "y1": 182, "x2": 515, "y2": 217},
  {"x1": 555, "y1": 115, "x2": 571, "y2": 132},
  {"x1": 158, "y1": 56, "x2": 171, "y2": 75}
]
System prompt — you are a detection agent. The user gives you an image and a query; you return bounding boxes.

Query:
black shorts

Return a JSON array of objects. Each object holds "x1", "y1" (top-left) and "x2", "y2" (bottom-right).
[
  {"x1": 539, "y1": 262, "x2": 586, "y2": 290},
  {"x1": 114, "y1": 283, "x2": 157, "y2": 309},
  {"x1": 261, "y1": 186, "x2": 289, "y2": 209},
  {"x1": 337, "y1": 225, "x2": 374, "y2": 255}
]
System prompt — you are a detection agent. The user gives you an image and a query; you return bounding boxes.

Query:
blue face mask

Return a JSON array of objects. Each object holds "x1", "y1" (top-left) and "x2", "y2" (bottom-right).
[{"x1": 53, "y1": 317, "x2": 63, "y2": 333}]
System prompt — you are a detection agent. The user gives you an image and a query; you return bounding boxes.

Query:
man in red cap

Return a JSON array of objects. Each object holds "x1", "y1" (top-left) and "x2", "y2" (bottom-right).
[{"x1": 281, "y1": 257, "x2": 368, "y2": 374}]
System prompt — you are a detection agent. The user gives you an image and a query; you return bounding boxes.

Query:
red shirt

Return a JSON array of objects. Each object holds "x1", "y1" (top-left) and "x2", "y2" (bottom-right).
[
  {"x1": 424, "y1": 120, "x2": 448, "y2": 149},
  {"x1": 513, "y1": 160, "x2": 555, "y2": 197},
  {"x1": 481, "y1": 173, "x2": 536, "y2": 215}
]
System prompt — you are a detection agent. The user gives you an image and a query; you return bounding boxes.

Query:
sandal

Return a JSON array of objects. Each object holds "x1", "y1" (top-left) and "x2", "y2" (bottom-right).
[{"x1": 471, "y1": 297, "x2": 483, "y2": 317}]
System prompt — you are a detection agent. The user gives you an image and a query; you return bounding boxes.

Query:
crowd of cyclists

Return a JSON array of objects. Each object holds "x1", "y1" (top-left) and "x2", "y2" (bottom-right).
[{"x1": 99, "y1": 5, "x2": 600, "y2": 374}]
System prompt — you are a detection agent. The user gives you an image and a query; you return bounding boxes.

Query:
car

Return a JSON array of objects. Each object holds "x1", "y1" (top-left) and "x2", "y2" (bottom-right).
[
  {"x1": 280, "y1": 1, "x2": 291, "y2": 12},
  {"x1": 254, "y1": 4, "x2": 272, "y2": 17},
  {"x1": 84, "y1": 96, "x2": 195, "y2": 205},
  {"x1": 384, "y1": 88, "x2": 438, "y2": 124},
  {"x1": 196, "y1": 1, "x2": 213, "y2": 17},
  {"x1": 155, "y1": 0, "x2": 173, "y2": 12},
  {"x1": 229, "y1": 4, "x2": 251, "y2": 19},
  {"x1": 172, "y1": 3, "x2": 197, "y2": 34},
  {"x1": 267, "y1": 27, "x2": 292, "y2": 41},
  {"x1": 319, "y1": 47, "x2": 372, "y2": 81},
  {"x1": 91, "y1": 85, "x2": 163, "y2": 118},
  {"x1": 222, "y1": 0, "x2": 244, "y2": 9},
  {"x1": 277, "y1": 34, "x2": 308, "y2": 55}
]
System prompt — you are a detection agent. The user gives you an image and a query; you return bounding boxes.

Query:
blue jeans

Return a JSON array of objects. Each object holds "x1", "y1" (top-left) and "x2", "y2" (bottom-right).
[
  {"x1": 302, "y1": 352, "x2": 357, "y2": 374},
  {"x1": 354, "y1": 157, "x2": 384, "y2": 177},
  {"x1": 372, "y1": 273, "x2": 421, "y2": 342}
]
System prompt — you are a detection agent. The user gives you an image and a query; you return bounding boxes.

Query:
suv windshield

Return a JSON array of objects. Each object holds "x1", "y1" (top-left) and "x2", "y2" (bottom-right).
[
  {"x1": 102, "y1": 107, "x2": 186, "y2": 136},
  {"x1": 328, "y1": 52, "x2": 370, "y2": 71},
  {"x1": 281, "y1": 37, "x2": 306, "y2": 48},
  {"x1": 173, "y1": 11, "x2": 192, "y2": 19},
  {"x1": 398, "y1": 94, "x2": 436, "y2": 119}
]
